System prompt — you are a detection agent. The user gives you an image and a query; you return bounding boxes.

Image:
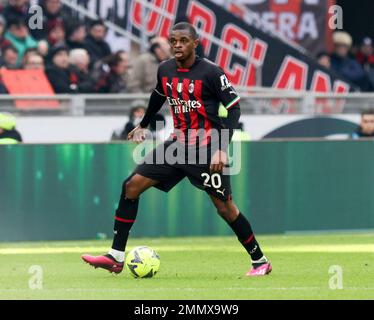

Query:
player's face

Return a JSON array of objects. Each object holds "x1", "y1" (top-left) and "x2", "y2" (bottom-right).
[{"x1": 169, "y1": 30, "x2": 198, "y2": 62}]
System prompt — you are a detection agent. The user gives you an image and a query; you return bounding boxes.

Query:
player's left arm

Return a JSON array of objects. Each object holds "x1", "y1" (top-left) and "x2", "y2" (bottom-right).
[{"x1": 208, "y1": 68, "x2": 241, "y2": 173}]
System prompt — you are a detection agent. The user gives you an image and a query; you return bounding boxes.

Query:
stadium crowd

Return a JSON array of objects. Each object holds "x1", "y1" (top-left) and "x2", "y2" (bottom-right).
[
  {"x1": 0, "y1": 0, "x2": 372, "y2": 94},
  {"x1": 0, "y1": 0, "x2": 173, "y2": 94}
]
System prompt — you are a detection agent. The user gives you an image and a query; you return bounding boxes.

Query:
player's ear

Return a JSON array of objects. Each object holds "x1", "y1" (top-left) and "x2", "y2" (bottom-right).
[{"x1": 193, "y1": 38, "x2": 199, "y2": 49}]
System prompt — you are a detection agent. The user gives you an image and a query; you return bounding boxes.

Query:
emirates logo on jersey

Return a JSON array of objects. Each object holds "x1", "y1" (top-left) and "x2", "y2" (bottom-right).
[
  {"x1": 167, "y1": 97, "x2": 201, "y2": 108},
  {"x1": 167, "y1": 97, "x2": 202, "y2": 114}
]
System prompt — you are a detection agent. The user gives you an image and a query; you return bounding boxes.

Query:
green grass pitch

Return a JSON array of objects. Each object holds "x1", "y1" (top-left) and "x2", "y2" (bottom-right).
[{"x1": 0, "y1": 233, "x2": 373, "y2": 300}]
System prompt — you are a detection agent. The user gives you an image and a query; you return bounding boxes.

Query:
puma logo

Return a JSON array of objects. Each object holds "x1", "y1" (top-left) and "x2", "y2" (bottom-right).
[
  {"x1": 216, "y1": 188, "x2": 225, "y2": 196},
  {"x1": 166, "y1": 82, "x2": 172, "y2": 90}
]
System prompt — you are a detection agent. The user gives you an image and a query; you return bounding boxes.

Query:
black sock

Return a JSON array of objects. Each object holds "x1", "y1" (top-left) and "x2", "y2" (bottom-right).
[
  {"x1": 111, "y1": 195, "x2": 139, "y2": 251},
  {"x1": 229, "y1": 212, "x2": 264, "y2": 261}
]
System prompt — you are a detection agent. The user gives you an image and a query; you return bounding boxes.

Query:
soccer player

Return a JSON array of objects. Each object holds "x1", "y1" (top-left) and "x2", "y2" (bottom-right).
[{"x1": 82, "y1": 22, "x2": 272, "y2": 276}]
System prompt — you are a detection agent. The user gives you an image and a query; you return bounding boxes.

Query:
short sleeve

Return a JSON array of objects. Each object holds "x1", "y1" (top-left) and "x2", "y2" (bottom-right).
[{"x1": 208, "y1": 67, "x2": 240, "y2": 110}]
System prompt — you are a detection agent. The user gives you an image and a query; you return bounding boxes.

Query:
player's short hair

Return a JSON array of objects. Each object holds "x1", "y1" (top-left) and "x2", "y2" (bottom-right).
[
  {"x1": 171, "y1": 22, "x2": 198, "y2": 39},
  {"x1": 361, "y1": 108, "x2": 374, "y2": 117}
]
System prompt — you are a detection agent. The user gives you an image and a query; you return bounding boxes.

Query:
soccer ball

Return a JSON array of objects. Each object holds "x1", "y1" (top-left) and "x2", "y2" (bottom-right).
[{"x1": 126, "y1": 246, "x2": 160, "y2": 278}]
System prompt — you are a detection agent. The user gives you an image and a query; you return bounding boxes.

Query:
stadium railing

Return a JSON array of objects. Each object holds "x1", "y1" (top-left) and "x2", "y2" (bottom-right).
[{"x1": 0, "y1": 90, "x2": 373, "y2": 115}]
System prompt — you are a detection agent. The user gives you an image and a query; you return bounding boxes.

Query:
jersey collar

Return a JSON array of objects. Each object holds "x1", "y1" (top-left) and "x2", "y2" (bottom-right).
[{"x1": 175, "y1": 56, "x2": 201, "y2": 72}]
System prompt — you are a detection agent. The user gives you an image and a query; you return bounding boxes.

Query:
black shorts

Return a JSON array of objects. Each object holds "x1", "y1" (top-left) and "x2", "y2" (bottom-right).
[{"x1": 134, "y1": 140, "x2": 232, "y2": 201}]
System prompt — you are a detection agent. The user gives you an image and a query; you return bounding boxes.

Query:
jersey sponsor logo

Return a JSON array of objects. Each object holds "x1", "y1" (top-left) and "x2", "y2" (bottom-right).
[{"x1": 167, "y1": 96, "x2": 202, "y2": 112}]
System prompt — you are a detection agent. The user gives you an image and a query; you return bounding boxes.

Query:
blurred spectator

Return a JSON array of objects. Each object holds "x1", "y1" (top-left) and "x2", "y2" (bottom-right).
[
  {"x1": 117, "y1": 49, "x2": 130, "y2": 85},
  {"x1": 66, "y1": 20, "x2": 87, "y2": 50},
  {"x1": 330, "y1": 31, "x2": 370, "y2": 91},
  {"x1": 1, "y1": 0, "x2": 29, "y2": 25},
  {"x1": 23, "y1": 52, "x2": 44, "y2": 70},
  {"x1": 22, "y1": 47, "x2": 38, "y2": 63},
  {"x1": 317, "y1": 51, "x2": 331, "y2": 69},
  {"x1": 351, "y1": 109, "x2": 374, "y2": 139},
  {"x1": 0, "y1": 112, "x2": 22, "y2": 144},
  {"x1": 0, "y1": 14, "x2": 11, "y2": 49},
  {"x1": 0, "y1": 44, "x2": 18, "y2": 69},
  {"x1": 356, "y1": 37, "x2": 374, "y2": 89},
  {"x1": 84, "y1": 19, "x2": 111, "y2": 66},
  {"x1": 94, "y1": 52, "x2": 128, "y2": 93},
  {"x1": 128, "y1": 37, "x2": 171, "y2": 93},
  {"x1": 31, "y1": 0, "x2": 68, "y2": 41},
  {"x1": 69, "y1": 48, "x2": 95, "y2": 93},
  {"x1": 37, "y1": 39, "x2": 49, "y2": 58},
  {"x1": 47, "y1": 19, "x2": 65, "y2": 48},
  {"x1": 111, "y1": 101, "x2": 146, "y2": 140},
  {"x1": 4, "y1": 17, "x2": 38, "y2": 66},
  {"x1": 45, "y1": 45, "x2": 79, "y2": 93}
]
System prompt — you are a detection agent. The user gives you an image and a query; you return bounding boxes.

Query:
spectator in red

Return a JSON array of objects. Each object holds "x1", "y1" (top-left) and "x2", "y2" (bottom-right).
[
  {"x1": 94, "y1": 52, "x2": 128, "y2": 93},
  {"x1": 84, "y1": 19, "x2": 111, "y2": 66},
  {"x1": 45, "y1": 45, "x2": 79, "y2": 93},
  {"x1": 66, "y1": 21, "x2": 87, "y2": 50},
  {"x1": 356, "y1": 37, "x2": 374, "y2": 89},
  {"x1": 47, "y1": 19, "x2": 66, "y2": 48},
  {"x1": 31, "y1": 0, "x2": 69, "y2": 41}
]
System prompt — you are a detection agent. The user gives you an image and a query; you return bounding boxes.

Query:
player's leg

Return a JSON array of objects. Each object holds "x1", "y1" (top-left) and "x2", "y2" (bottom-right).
[
  {"x1": 109, "y1": 173, "x2": 159, "y2": 261},
  {"x1": 82, "y1": 173, "x2": 158, "y2": 273},
  {"x1": 82, "y1": 140, "x2": 185, "y2": 273},
  {"x1": 209, "y1": 194, "x2": 272, "y2": 276}
]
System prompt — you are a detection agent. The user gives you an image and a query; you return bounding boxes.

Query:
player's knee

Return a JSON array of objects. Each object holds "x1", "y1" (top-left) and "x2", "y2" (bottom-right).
[
  {"x1": 215, "y1": 204, "x2": 230, "y2": 219},
  {"x1": 123, "y1": 178, "x2": 141, "y2": 199},
  {"x1": 215, "y1": 202, "x2": 238, "y2": 223}
]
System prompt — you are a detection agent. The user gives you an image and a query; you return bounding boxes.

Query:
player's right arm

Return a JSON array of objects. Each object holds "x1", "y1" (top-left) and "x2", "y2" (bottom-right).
[{"x1": 128, "y1": 66, "x2": 167, "y2": 143}]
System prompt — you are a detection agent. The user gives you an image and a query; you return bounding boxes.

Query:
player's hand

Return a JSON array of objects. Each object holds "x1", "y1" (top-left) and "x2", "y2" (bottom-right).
[
  {"x1": 127, "y1": 125, "x2": 146, "y2": 143},
  {"x1": 210, "y1": 149, "x2": 227, "y2": 174}
]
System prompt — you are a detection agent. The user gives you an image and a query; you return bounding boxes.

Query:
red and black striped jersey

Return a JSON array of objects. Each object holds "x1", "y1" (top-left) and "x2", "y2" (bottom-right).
[{"x1": 154, "y1": 56, "x2": 240, "y2": 146}]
